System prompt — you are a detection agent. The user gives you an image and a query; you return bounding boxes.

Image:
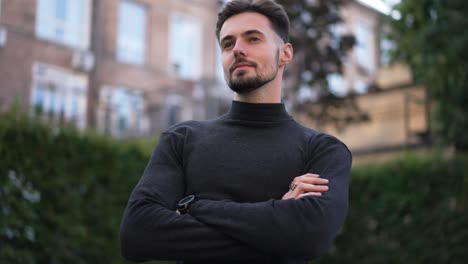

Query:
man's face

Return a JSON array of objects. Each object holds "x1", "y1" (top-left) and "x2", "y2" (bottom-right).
[{"x1": 219, "y1": 12, "x2": 285, "y2": 94}]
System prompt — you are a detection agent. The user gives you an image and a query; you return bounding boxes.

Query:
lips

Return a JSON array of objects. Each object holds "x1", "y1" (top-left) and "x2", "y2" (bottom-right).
[
  {"x1": 230, "y1": 61, "x2": 256, "y2": 73},
  {"x1": 234, "y1": 63, "x2": 253, "y2": 70}
]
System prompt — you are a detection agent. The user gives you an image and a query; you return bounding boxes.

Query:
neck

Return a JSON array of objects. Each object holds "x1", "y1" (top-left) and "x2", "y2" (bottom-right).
[
  {"x1": 225, "y1": 100, "x2": 292, "y2": 123},
  {"x1": 233, "y1": 72, "x2": 283, "y2": 103}
]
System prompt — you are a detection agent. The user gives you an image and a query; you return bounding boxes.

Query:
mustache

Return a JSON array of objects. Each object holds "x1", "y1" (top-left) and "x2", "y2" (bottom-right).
[{"x1": 229, "y1": 59, "x2": 257, "y2": 74}]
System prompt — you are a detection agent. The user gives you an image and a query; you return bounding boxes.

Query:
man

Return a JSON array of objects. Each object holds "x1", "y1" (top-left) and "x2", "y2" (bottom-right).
[{"x1": 120, "y1": 0, "x2": 351, "y2": 263}]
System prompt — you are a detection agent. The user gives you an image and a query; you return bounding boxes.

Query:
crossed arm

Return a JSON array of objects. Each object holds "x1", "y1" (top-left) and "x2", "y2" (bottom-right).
[
  {"x1": 121, "y1": 132, "x2": 271, "y2": 262},
  {"x1": 120, "y1": 132, "x2": 351, "y2": 262}
]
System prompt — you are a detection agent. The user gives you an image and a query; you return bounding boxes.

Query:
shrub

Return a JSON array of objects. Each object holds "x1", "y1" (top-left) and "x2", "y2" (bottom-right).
[
  {"x1": 318, "y1": 154, "x2": 468, "y2": 264},
  {"x1": 0, "y1": 111, "x2": 148, "y2": 264},
  {"x1": 2, "y1": 110, "x2": 467, "y2": 263}
]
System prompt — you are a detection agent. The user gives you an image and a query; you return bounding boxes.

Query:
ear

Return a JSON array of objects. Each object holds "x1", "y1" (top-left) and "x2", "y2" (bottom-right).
[{"x1": 279, "y1": 43, "x2": 293, "y2": 66}]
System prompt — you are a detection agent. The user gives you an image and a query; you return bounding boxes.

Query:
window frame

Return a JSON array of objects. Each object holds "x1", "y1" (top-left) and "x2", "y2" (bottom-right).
[
  {"x1": 116, "y1": 0, "x2": 148, "y2": 65},
  {"x1": 354, "y1": 19, "x2": 376, "y2": 74},
  {"x1": 168, "y1": 13, "x2": 203, "y2": 80},
  {"x1": 98, "y1": 85, "x2": 147, "y2": 137},
  {"x1": 30, "y1": 62, "x2": 88, "y2": 129},
  {"x1": 35, "y1": 0, "x2": 91, "y2": 49}
]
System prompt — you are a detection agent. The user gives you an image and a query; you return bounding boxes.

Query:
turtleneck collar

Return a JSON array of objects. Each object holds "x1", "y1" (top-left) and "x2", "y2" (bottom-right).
[{"x1": 223, "y1": 100, "x2": 293, "y2": 123}]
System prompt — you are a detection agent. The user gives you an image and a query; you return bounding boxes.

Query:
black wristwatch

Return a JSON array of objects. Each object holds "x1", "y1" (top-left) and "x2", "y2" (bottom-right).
[{"x1": 177, "y1": 195, "x2": 198, "y2": 214}]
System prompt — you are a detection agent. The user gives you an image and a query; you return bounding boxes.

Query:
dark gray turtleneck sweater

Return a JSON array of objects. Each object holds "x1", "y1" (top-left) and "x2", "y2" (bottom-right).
[{"x1": 120, "y1": 101, "x2": 352, "y2": 263}]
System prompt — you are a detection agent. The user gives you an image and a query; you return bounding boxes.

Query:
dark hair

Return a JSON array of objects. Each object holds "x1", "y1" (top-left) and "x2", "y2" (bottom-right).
[{"x1": 216, "y1": 0, "x2": 290, "y2": 43}]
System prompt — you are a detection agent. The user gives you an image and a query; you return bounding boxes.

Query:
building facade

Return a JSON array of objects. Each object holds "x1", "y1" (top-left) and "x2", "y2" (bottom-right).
[
  {"x1": 295, "y1": 0, "x2": 430, "y2": 163},
  {"x1": 0, "y1": 0, "x2": 229, "y2": 137},
  {"x1": 0, "y1": 0, "x2": 429, "y2": 159}
]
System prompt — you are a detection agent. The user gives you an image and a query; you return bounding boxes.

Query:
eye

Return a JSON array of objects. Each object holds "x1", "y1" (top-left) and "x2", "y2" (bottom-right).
[
  {"x1": 249, "y1": 37, "x2": 260, "y2": 43},
  {"x1": 222, "y1": 42, "x2": 234, "y2": 50}
]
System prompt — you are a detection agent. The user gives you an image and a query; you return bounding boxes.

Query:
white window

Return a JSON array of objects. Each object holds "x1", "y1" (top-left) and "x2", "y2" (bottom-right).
[
  {"x1": 169, "y1": 14, "x2": 202, "y2": 79},
  {"x1": 30, "y1": 63, "x2": 88, "y2": 129},
  {"x1": 35, "y1": 0, "x2": 91, "y2": 49},
  {"x1": 380, "y1": 37, "x2": 394, "y2": 66},
  {"x1": 117, "y1": 0, "x2": 147, "y2": 65},
  {"x1": 98, "y1": 86, "x2": 148, "y2": 137},
  {"x1": 354, "y1": 20, "x2": 375, "y2": 74}
]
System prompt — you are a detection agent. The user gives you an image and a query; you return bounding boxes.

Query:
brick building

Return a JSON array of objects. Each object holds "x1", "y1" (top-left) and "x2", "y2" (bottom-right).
[
  {"x1": 0, "y1": 0, "x2": 429, "y2": 160},
  {"x1": 0, "y1": 0, "x2": 229, "y2": 137}
]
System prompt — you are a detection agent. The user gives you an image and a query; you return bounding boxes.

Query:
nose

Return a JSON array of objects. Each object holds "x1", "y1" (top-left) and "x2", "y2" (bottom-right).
[{"x1": 232, "y1": 40, "x2": 247, "y2": 58}]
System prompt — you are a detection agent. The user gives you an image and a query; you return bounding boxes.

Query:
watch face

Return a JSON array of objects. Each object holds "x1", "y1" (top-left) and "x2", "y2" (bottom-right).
[{"x1": 179, "y1": 195, "x2": 195, "y2": 206}]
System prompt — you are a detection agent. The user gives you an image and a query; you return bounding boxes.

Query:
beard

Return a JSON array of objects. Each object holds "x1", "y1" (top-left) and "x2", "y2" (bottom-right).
[
  {"x1": 227, "y1": 73, "x2": 276, "y2": 94},
  {"x1": 226, "y1": 50, "x2": 279, "y2": 94}
]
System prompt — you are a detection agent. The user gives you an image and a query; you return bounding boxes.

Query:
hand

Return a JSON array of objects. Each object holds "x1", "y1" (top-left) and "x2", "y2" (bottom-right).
[{"x1": 282, "y1": 173, "x2": 329, "y2": 200}]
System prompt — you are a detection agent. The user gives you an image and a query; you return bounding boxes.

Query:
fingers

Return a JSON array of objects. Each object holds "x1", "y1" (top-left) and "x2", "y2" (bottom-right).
[
  {"x1": 297, "y1": 192, "x2": 322, "y2": 199},
  {"x1": 290, "y1": 174, "x2": 328, "y2": 192},
  {"x1": 289, "y1": 182, "x2": 328, "y2": 199},
  {"x1": 298, "y1": 173, "x2": 329, "y2": 185},
  {"x1": 295, "y1": 182, "x2": 328, "y2": 193},
  {"x1": 282, "y1": 173, "x2": 329, "y2": 200}
]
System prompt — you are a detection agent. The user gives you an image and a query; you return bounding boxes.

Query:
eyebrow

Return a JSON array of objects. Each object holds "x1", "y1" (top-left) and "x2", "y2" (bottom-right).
[{"x1": 220, "y1": 29, "x2": 265, "y2": 44}]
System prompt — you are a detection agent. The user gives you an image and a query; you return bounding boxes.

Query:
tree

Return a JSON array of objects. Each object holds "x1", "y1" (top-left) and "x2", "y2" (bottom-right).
[
  {"x1": 390, "y1": 0, "x2": 468, "y2": 151},
  {"x1": 277, "y1": 0, "x2": 369, "y2": 130}
]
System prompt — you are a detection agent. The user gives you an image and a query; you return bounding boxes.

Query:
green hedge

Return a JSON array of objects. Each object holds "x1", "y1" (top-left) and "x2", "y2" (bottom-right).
[
  {"x1": 0, "y1": 111, "x2": 148, "y2": 264},
  {"x1": 318, "y1": 154, "x2": 468, "y2": 264},
  {"x1": 1, "y1": 110, "x2": 467, "y2": 263}
]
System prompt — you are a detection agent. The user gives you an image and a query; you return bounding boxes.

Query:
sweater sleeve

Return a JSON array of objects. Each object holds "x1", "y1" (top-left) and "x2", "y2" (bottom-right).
[
  {"x1": 188, "y1": 136, "x2": 352, "y2": 259},
  {"x1": 119, "y1": 130, "x2": 266, "y2": 262}
]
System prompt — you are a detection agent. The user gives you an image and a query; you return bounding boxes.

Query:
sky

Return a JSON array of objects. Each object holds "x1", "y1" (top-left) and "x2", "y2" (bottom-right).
[
  {"x1": 221, "y1": 0, "x2": 402, "y2": 16},
  {"x1": 357, "y1": 0, "x2": 401, "y2": 15},
  {"x1": 220, "y1": 0, "x2": 403, "y2": 19}
]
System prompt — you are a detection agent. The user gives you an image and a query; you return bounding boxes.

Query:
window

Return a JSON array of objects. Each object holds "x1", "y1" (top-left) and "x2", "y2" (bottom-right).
[
  {"x1": 30, "y1": 63, "x2": 88, "y2": 129},
  {"x1": 117, "y1": 0, "x2": 147, "y2": 65},
  {"x1": 98, "y1": 86, "x2": 148, "y2": 137},
  {"x1": 167, "y1": 105, "x2": 181, "y2": 127},
  {"x1": 169, "y1": 14, "x2": 202, "y2": 79},
  {"x1": 35, "y1": 0, "x2": 91, "y2": 49},
  {"x1": 380, "y1": 37, "x2": 394, "y2": 66},
  {"x1": 354, "y1": 20, "x2": 375, "y2": 74}
]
